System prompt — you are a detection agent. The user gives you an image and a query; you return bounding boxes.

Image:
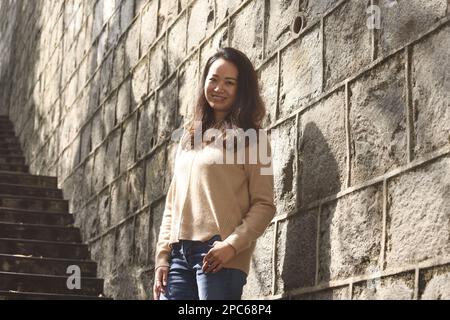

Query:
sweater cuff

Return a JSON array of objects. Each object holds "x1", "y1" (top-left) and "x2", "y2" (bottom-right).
[
  {"x1": 224, "y1": 233, "x2": 250, "y2": 255},
  {"x1": 155, "y1": 252, "x2": 170, "y2": 270}
]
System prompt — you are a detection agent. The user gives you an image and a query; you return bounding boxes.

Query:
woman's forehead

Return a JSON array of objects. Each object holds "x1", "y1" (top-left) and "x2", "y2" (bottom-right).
[{"x1": 208, "y1": 59, "x2": 238, "y2": 78}]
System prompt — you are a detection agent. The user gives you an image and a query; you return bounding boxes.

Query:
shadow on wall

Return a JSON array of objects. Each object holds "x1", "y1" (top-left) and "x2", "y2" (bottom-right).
[{"x1": 280, "y1": 121, "x2": 340, "y2": 299}]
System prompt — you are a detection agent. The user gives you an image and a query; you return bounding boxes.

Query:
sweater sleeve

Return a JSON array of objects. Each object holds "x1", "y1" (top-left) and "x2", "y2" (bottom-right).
[
  {"x1": 224, "y1": 131, "x2": 276, "y2": 254},
  {"x1": 154, "y1": 174, "x2": 176, "y2": 269}
]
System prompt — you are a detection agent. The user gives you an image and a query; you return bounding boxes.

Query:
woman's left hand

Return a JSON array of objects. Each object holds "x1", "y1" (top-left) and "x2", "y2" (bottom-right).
[{"x1": 202, "y1": 241, "x2": 236, "y2": 273}]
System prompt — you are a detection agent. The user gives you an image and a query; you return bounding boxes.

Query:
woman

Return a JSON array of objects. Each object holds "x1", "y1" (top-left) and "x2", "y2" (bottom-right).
[{"x1": 153, "y1": 47, "x2": 276, "y2": 300}]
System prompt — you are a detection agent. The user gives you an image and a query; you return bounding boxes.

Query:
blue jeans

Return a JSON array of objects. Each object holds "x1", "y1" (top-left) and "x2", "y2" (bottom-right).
[{"x1": 159, "y1": 235, "x2": 247, "y2": 300}]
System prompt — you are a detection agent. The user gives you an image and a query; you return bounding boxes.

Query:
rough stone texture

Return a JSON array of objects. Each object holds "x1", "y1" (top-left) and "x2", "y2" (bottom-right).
[
  {"x1": 229, "y1": 0, "x2": 264, "y2": 67},
  {"x1": 350, "y1": 52, "x2": 407, "y2": 186},
  {"x1": 419, "y1": 264, "x2": 450, "y2": 300},
  {"x1": 116, "y1": 79, "x2": 131, "y2": 123},
  {"x1": 157, "y1": 0, "x2": 179, "y2": 38},
  {"x1": 134, "y1": 208, "x2": 151, "y2": 266},
  {"x1": 412, "y1": 25, "x2": 450, "y2": 157},
  {"x1": 139, "y1": 0, "x2": 158, "y2": 56},
  {"x1": 131, "y1": 58, "x2": 149, "y2": 108},
  {"x1": 242, "y1": 224, "x2": 274, "y2": 299},
  {"x1": 276, "y1": 209, "x2": 318, "y2": 294},
  {"x1": 187, "y1": 0, "x2": 215, "y2": 54},
  {"x1": 271, "y1": 118, "x2": 297, "y2": 215},
  {"x1": 298, "y1": 90, "x2": 346, "y2": 206},
  {"x1": 178, "y1": 53, "x2": 199, "y2": 122},
  {"x1": 104, "y1": 128, "x2": 121, "y2": 186},
  {"x1": 199, "y1": 24, "x2": 228, "y2": 72},
  {"x1": 353, "y1": 272, "x2": 415, "y2": 300},
  {"x1": 168, "y1": 13, "x2": 187, "y2": 76},
  {"x1": 215, "y1": 0, "x2": 244, "y2": 24},
  {"x1": 144, "y1": 147, "x2": 166, "y2": 206},
  {"x1": 156, "y1": 75, "x2": 178, "y2": 142},
  {"x1": 110, "y1": 176, "x2": 129, "y2": 226},
  {"x1": 279, "y1": 25, "x2": 322, "y2": 120},
  {"x1": 127, "y1": 162, "x2": 145, "y2": 214},
  {"x1": 386, "y1": 156, "x2": 450, "y2": 268},
  {"x1": 136, "y1": 95, "x2": 157, "y2": 159},
  {"x1": 149, "y1": 199, "x2": 166, "y2": 266},
  {"x1": 319, "y1": 185, "x2": 383, "y2": 283},
  {"x1": 148, "y1": 36, "x2": 167, "y2": 91},
  {"x1": 119, "y1": 113, "x2": 137, "y2": 174},
  {"x1": 258, "y1": 55, "x2": 278, "y2": 128},
  {"x1": 293, "y1": 286, "x2": 349, "y2": 300},
  {"x1": 324, "y1": 0, "x2": 372, "y2": 90},
  {"x1": 377, "y1": 0, "x2": 447, "y2": 56}
]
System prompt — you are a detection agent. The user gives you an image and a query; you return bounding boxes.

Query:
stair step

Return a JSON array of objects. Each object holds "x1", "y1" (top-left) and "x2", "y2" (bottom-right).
[
  {"x1": 0, "y1": 183, "x2": 62, "y2": 198},
  {"x1": 0, "y1": 290, "x2": 110, "y2": 300},
  {"x1": 0, "y1": 207, "x2": 73, "y2": 226},
  {"x1": 0, "y1": 238, "x2": 89, "y2": 259},
  {"x1": 0, "y1": 271, "x2": 104, "y2": 296},
  {"x1": 0, "y1": 148, "x2": 22, "y2": 156},
  {"x1": 0, "y1": 164, "x2": 28, "y2": 173},
  {"x1": 0, "y1": 222, "x2": 81, "y2": 242},
  {"x1": 0, "y1": 253, "x2": 97, "y2": 277},
  {"x1": 0, "y1": 171, "x2": 57, "y2": 188},
  {"x1": 0, "y1": 194, "x2": 68, "y2": 213},
  {"x1": 0, "y1": 156, "x2": 25, "y2": 165},
  {"x1": 0, "y1": 141, "x2": 21, "y2": 149},
  {"x1": 0, "y1": 136, "x2": 19, "y2": 144}
]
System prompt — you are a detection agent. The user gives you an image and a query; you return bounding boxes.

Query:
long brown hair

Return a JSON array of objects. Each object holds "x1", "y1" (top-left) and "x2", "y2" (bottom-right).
[{"x1": 182, "y1": 47, "x2": 267, "y2": 150}]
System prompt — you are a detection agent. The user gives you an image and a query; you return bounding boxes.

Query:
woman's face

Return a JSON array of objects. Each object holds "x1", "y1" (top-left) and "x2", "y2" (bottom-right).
[{"x1": 204, "y1": 58, "x2": 239, "y2": 119}]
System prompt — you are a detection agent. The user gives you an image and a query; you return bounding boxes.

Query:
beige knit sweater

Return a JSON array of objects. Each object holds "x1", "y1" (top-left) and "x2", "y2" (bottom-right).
[{"x1": 155, "y1": 124, "x2": 276, "y2": 275}]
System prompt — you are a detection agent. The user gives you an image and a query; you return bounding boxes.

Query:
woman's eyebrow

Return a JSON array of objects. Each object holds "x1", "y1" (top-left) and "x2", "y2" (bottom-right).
[{"x1": 211, "y1": 74, "x2": 237, "y2": 81}]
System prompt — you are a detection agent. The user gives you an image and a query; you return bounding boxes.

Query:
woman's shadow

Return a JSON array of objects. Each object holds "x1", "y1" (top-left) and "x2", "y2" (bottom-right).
[{"x1": 280, "y1": 121, "x2": 340, "y2": 299}]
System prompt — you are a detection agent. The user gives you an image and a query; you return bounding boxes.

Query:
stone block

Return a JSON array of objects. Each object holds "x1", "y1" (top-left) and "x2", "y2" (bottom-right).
[
  {"x1": 120, "y1": 113, "x2": 137, "y2": 174},
  {"x1": 99, "y1": 53, "x2": 113, "y2": 104},
  {"x1": 92, "y1": 143, "x2": 106, "y2": 194},
  {"x1": 319, "y1": 185, "x2": 383, "y2": 283},
  {"x1": 140, "y1": 0, "x2": 158, "y2": 55},
  {"x1": 293, "y1": 286, "x2": 349, "y2": 300},
  {"x1": 271, "y1": 118, "x2": 297, "y2": 215},
  {"x1": 148, "y1": 36, "x2": 167, "y2": 91},
  {"x1": 91, "y1": 107, "x2": 105, "y2": 149},
  {"x1": 419, "y1": 264, "x2": 450, "y2": 300},
  {"x1": 131, "y1": 57, "x2": 149, "y2": 109},
  {"x1": 111, "y1": 39, "x2": 125, "y2": 89},
  {"x1": 229, "y1": 0, "x2": 264, "y2": 67},
  {"x1": 350, "y1": 52, "x2": 407, "y2": 186},
  {"x1": 114, "y1": 220, "x2": 135, "y2": 268},
  {"x1": 120, "y1": 0, "x2": 135, "y2": 32},
  {"x1": 386, "y1": 156, "x2": 450, "y2": 268},
  {"x1": 168, "y1": 13, "x2": 187, "y2": 76},
  {"x1": 242, "y1": 224, "x2": 274, "y2": 299},
  {"x1": 149, "y1": 199, "x2": 165, "y2": 265},
  {"x1": 324, "y1": 0, "x2": 371, "y2": 90},
  {"x1": 157, "y1": 0, "x2": 178, "y2": 38},
  {"x1": 127, "y1": 161, "x2": 145, "y2": 214},
  {"x1": 144, "y1": 147, "x2": 166, "y2": 206},
  {"x1": 80, "y1": 122, "x2": 92, "y2": 161},
  {"x1": 134, "y1": 208, "x2": 151, "y2": 266},
  {"x1": 116, "y1": 78, "x2": 131, "y2": 123},
  {"x1": 353, "y1": 272, "x2": 415, "y2": 300},
  {"x1": 412, "y1": 25, "x2": 450, "y2": 157},
  {"x1": 156, "y1": 76, "x2": 178, "y2": 142},
  {"x1": 98, "y1": 188, "x2": 112, "y2": 233},
  {"x1": 103, "y1": 91, "x2": 117, "y2": 136},
  {"x1": 81, "y1": 198, "x2": 100, "y2": 241},
  {"x1": 136, "y1": 96, "x2": 157, "y2": 160},
  {"x1": 110, "y1": 175, "x2": 129, "y2": 226},
  {"x1": 279, "y1": 25, "x2": 322, "y2": 119},
  {"x1": 199, "y1": 24, "x2": 228, "y2": 71},
  {"x1": 298, "y1": 89, "x2": 346, "y2": 205},
  {"x1": 104, "y1": 128, "x2": 121, "y2": 185},
  {"x1": 265, "y1": 0, "x2": 299, "y2": 57},
  {"x1": 377, "y1": 0, "x2": 447, "y2": 56},
  {"x1": 276, "y1": 209, "x2": 317, "y2": 294},
  {"x1": 178, "y1": 53, "x2": 199, "y2": 123},
  {"x1": 258, "y1": 54, "x2": 278, "y2": 128},
  {"x1": 125, "y1": 21, "x2": 140, "y2": 68},
  {"x1": 187, "y1": 0, "x2": 215, "y2": 53},
  {"x1": 215, "y1": 0, "x2": 243, "y2": 23}
]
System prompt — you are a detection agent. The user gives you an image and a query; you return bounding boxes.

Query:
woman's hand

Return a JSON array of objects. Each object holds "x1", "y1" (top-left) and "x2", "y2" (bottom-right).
[
  {"x1": 153, "y1": 266, "x2": 169, "y2": 300},
  {"x1": 202, "y1": 241, "x2": 237, "y2": 274}
]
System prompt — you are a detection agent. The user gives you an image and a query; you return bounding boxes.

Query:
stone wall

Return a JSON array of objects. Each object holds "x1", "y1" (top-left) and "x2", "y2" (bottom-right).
[{"x1": 0, "y1": 0, "x2": 449, "y2": 299}]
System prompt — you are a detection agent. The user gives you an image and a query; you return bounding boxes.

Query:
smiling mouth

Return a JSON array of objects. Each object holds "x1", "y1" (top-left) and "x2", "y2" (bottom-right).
[{"x1": 212, "y1": 95, "x2": 226, "y2": 101}]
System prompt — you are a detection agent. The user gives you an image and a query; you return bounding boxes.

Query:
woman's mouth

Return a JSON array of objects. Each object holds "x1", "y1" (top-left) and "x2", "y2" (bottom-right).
[{"x1": 212, "y1": 95, "x2": 226, "y2": 102}]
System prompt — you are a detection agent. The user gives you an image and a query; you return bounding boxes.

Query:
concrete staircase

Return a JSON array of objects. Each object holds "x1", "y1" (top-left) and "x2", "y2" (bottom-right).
[{"x1": 0, "y1": 116, "x2": 110, "y2": 300}]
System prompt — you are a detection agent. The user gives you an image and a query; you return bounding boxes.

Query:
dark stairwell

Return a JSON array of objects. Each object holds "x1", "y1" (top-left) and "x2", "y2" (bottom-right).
[{"x1": 0, "y1": 115, "x2": 110, "y2": 300}]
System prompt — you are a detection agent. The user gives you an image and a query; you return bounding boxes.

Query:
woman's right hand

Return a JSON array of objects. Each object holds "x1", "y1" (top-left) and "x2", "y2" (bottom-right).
[{"x1": 153, "y1": 266, "x2": 169, "y2": 300}]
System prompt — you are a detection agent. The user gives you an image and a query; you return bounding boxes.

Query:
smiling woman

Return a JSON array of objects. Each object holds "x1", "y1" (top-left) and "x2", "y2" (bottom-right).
[{"x1": 153, "y1": 47, "x2": 275, "y2": 301}]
